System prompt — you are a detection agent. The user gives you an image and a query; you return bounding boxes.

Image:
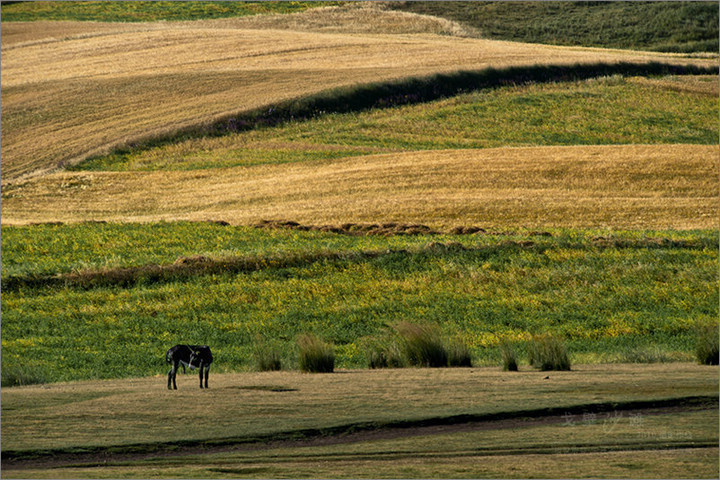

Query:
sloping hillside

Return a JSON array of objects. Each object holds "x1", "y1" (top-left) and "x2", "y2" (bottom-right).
[
  {"x1": 390, "y1": 1, "x2": 720, "y2": 52},
  {"x1": 1, "y1": 10, "x2": 716, "y2": 183}
]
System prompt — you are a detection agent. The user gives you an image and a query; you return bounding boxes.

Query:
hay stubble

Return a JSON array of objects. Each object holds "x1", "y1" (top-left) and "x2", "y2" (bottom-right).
[
  {"x1": 3, "y1": 144, "x2": 716, "y2": 229},
  {"x1": 2, "y1": 18, "x2": 716, "y2": 182}
]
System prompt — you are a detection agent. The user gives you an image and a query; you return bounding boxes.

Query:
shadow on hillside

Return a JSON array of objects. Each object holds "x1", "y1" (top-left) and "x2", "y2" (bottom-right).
[{"x1": 76, "y1": 61, "x2": 718, "y2": 166}]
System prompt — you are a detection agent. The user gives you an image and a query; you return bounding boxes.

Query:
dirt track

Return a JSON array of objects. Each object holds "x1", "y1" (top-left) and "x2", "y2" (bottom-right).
[{"x1": 3, "y1": 397, "x2": 716, "y2": 471}]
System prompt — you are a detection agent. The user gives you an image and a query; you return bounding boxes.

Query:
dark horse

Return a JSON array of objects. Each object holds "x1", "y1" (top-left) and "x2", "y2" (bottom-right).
[{"x1": 166, "y1": 345, "x2": 213, "y2": 389}]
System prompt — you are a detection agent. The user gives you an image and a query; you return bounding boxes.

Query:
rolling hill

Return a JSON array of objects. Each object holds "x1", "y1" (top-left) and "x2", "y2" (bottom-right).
[{"x1": 1, "y1": 3, "x2": 716, "y2": 185}]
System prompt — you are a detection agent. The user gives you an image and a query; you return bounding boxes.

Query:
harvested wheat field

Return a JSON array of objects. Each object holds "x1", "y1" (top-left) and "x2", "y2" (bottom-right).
[
  {"x1": 2, "y1": 7, "x2": 716, "y2": 183},
  {"x1": 2, "y1": 144, "x2": 716, "y2": 229}
]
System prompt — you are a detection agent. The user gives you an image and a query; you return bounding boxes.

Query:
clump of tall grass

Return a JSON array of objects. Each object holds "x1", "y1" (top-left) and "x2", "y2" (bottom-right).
[
  {"x1": 1, "y1": 364, "x2": 50, "y2": 387},
  {"x1": 367, "y1": 338, "x2": 404, "y2": 369},
  {"x1": 528, "y1": 335, "x2": 571, "y2": 371},
  {"x1": 297, "y1": 334, "x2": 335, "y2": 373},
  {"x1": 368, "y1": 325, "x2": 472, "y2": 368},
  {"x1": 395, "y1": 322, "x2": 448, "y2": 368},
  {"x1": 253, "y1": 338, "x2": 283, "y2": 372},
  {"x1": 446, "y1": 337, "x2": 473, "y2": 367},
  {"x1": 695, "y1": 326, "x2": 719, "y2": 366},
  {"x1": 500, "y1": 342, "x2": 519, "y2": 371}
]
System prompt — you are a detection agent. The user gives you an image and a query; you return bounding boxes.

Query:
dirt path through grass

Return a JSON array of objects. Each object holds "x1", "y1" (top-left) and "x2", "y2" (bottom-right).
[{"x1": 3, "y1": 396, "x2": 716, "y2": 472}]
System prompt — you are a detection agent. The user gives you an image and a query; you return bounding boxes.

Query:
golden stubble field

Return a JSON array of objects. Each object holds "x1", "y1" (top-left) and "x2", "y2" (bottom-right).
[
  {"x1": 2, "y1": 144, "x2": 717, "y2": 229},
  {"x1": 1, "y1": 10, "x2": 716, "y2": 183}
]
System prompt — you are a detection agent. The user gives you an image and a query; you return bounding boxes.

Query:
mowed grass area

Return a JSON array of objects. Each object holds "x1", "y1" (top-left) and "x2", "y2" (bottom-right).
[
  {"x1": 11, "y1": 412, "x2": 717, "y2": 479},
  {"x1": 1, "y1": 365, "x2": 718, "y2": 478},
  {"x1": 2, "y1": 222, "x2": 717, "y2": 383},
  {"x1": 1, "y1": 365, "x2": 717, "y2": 451}
]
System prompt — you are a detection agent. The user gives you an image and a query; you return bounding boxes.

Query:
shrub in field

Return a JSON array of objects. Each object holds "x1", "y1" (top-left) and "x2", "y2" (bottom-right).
[
  {"x1": 695, "y1": 326, "x2": 719, "y2": 365},
  {"x1": 446, "y1": 337, "x2": 473, "y2": 367},
  {"x1": 528, "y1": 335, "x2": 571, "y2": 371},
  {"x1": 1, "y1": 364, "x2": 50, "y2": 387},
  {"x1": 253, "y1": 339, "x2": 283, "y2": 372},
  {"x1": 500, "y1": 342, "x2": 519, "y2": 371},
  {"x1": 368, "y1": 347, "x2": 405, "y2": 369},
  {"x1": 396, "y1": 322, "x2": 448, "y2": 368},
  {"x1": 367, "y1": 338, "x2": 405, "y2": 369},
  {"x1": 615, "y1": 345, "x2": 677, "y2": 364},
  {"x1": 297, "y1": 334, "x2": 335, "y2": 373}
]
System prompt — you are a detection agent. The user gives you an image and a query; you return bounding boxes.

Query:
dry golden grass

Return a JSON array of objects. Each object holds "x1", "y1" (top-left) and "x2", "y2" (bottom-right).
[
  {"x1": 2, "y1": 144, "x2": 717, "y2": 229},
  {"x1": 2, "y1": 14, "x2": 716, "y2": 182},
  {"x1": 199, "y1": 2, "x2": 480, "y2": 36}
]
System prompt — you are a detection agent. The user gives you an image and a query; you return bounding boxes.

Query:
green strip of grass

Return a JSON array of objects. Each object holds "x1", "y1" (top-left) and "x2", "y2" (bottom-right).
[
  {"x1": 71, "y1": 69, "x2": 719, "y2": 172},
  {"x1": 0, "y1": 1, "x2": 342, "y2": 22},
  {"x1": 1, "y1": 222, "x2": 716, "y2": 383},
  {"x1": 390, "y1": 1, "x2": 719, "y2": 53}
]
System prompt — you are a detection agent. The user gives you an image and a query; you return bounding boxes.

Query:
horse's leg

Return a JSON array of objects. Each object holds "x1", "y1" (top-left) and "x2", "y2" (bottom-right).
[
  {"x1": 204, "y1": 364, "x2": 210, "y2": 389},
  {"x1": 198, "y1": 362, "x2": 204, "y2": 389},
  {"x1": 167, "y1": 364, "x2": 174, "y2": 389},
  {"x1": 170, "y1": 361, "x2": 179, "y2": 390}
]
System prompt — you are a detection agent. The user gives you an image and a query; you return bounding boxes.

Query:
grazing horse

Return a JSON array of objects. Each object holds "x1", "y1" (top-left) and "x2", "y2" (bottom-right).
[{"x1": 166, "y1": 344, "x2": 213, "y2": 389}]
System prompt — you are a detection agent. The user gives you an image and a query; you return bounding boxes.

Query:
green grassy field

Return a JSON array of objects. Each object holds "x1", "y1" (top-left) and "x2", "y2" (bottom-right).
[
  {"x1": 1, "y1": 3, "x2": 718, "y2": 478},
  {"x1": 0, "y1": 1, "x2": 342, "y2": 22},
  {"x1": 2, "y1": 222, "x2": 717, "y2": 384},
  {"x1": 390, "y1": 1, "x2": 719, "y2": 53}
]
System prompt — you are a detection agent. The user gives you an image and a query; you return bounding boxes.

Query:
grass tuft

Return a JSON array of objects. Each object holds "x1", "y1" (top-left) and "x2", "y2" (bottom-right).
[
  {"x1": 529, "y1": 335, "x2": 571, "y2": 371},
  {"x1": 500, "y1": 342, "x2": 519, "y2": 372},
  {"x1": 253, "y1": 338, "x2": 283, "y2": 372},
  {"x1": 395, "y1": 322, "x2": 448, "y2": 368},
  {"x1": 446, "y1": 337, "x2": 473, "y2": 367},
  {"x1": 297, "y1": 334, "x2": 335, "y2": 373},
  {"x1": 1, "y1": 364, "x2": 50, "y2": 387},
  {"x1": 695, "y1": 326, "x2": 719, "y2": 366}
]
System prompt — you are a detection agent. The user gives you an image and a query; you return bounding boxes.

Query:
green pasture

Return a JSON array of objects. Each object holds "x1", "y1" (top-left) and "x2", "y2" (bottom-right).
[
  {"x1": 73, "y1": 75, "x2": 719, "y2": 172},
  {"x1": 3, "y1": 1, "x2": 717, "y2": 54},
  {"x1": 2, "y1": 222, "x2": 717, "y2": 384},
  {"x1": 391, "y1": 1, "x2": 719, "y2": 52},
  {"x1": 0, "y1": 1, "x2": 341, "y2": 22}
]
